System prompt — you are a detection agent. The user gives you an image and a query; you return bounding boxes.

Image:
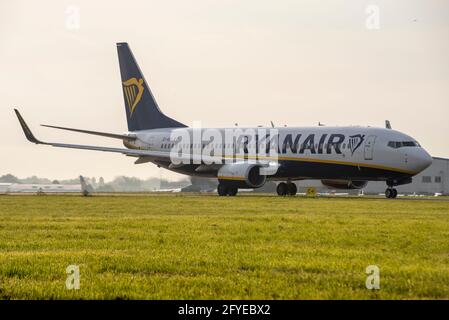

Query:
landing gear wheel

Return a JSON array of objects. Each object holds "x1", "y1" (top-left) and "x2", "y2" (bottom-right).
[
  {"x1": 218, "y1": 184, "x2": 228, "y2": 196},
  {"x1": 392, "y1": 188, "x2": 398, "y2": 198},
  {"x1": 287, "y1": 183, "x2": 297, "y2": 196},
  {"x1": 227, "y1": 186, "x2": 238, "y2": 196},
  {"x1": 277, "y1": 182, "x2": 288, "y2": 196},
  {"x1": 385, "y1": 188, "x2": 398, "y2": 199}
]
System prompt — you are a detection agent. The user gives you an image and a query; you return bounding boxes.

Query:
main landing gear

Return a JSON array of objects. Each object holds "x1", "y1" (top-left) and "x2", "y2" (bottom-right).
[
  {"x1": 385, "y1": 187, "x2": 398, "y2": 199},
  {"x1": 276, "y1": 182, "x2": 297, "y2": 196},
  {"x1": 217, "y1": 184, "x2": 238, "y2": 196}
]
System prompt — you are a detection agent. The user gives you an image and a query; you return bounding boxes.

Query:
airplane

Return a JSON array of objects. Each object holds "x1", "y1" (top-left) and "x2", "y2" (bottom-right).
[
  {"x1": 14, "y1": 42, "x2": 433, "y2": 198},
  {"x1": 1, "y1": 176, "x2": 92, "y2": 195}
]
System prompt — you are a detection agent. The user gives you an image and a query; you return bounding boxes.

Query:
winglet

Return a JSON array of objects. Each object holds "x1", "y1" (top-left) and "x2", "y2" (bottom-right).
[{"x1": 14, "y1": 109, "x2": 43, "y2": 144}]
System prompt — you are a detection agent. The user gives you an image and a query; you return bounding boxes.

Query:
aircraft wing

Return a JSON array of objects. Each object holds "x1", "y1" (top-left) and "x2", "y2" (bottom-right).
[
  {"x1": 15, "y1": 109, "x2": 181, "y2": 160},
  {"x1": 15, "y1": 109, "x2": 273, "y2": 166}
]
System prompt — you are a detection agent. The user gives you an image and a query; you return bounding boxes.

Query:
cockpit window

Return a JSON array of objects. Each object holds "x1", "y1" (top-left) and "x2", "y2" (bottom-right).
[
  {"x1": 388, "y1": 141, "x2": 420, "y2": 149},
  {"x1": 402, "y1": 141, "x2": 420, "y2": 147}
]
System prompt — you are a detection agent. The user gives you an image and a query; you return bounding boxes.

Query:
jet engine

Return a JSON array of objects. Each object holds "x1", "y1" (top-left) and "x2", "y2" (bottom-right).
[
  {"x1": 217, "y1": 163, "x2": 267, "y2": 188},
  {"x1": 321, "y1": 179, "x2": 368, "y2": 190}
]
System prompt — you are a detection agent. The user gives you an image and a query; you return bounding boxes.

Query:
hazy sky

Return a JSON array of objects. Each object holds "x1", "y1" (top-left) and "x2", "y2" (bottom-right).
[{"x1": 1, "y1": 0, "x2": 448, "y2": 181}]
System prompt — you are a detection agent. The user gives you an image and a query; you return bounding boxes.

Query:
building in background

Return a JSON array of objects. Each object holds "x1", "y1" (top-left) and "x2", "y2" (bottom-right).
[
  {"x1": 180, "y1": 157, "x2": 449, "y2": 196},
  {"x1": 363, "y1": 157, "x2": 449, "y2": 195},
  {"x1": 181, "y1": 177, "x2": 217, "y2": 192},
  {"x1": 0, "y1": 176, "x2": 93, "y2": 195},
  {"x1": 0, "y1": 183, "x2": 12, "y2": 194},
  {"x1": 4, "y1": 183, "x2": 82, "y2": 194},
  {"x1": 294, "y1": 157, "x2": 449, "y2": 196}
]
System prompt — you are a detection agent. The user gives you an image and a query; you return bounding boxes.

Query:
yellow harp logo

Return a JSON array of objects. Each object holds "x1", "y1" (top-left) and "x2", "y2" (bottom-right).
[{"x1": 122, "y1": 77, "x2": 144, "y2": 116}]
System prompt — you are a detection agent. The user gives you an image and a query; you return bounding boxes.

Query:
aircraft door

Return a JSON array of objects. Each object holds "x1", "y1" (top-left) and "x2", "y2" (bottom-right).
[{"x1": 364, "y1": 135, "x2": 376, "y2": 160}]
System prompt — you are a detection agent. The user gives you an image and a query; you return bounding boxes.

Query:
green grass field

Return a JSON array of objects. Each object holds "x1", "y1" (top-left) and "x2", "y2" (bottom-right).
[{"x1": 0, "y1": 194, "x2": 448, "y2": 300}]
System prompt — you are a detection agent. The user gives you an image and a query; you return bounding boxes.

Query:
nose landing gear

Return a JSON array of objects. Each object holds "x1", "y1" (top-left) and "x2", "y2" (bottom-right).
[
  {"x1": 276, "y1": 182, "x2": 297, "y2": 196},
  {"x1": 385, "y1": 187, "x2": 398, "y2": 199},
  {"x1": 385, "y1": 179, "x2": 399, "y2": 199}
]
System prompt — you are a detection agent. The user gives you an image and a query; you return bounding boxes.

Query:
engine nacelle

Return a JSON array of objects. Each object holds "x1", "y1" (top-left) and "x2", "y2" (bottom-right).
[
  {"x1": 321, "y1": 179, "x2": 368, "y2": 190},
  {"x1": 217, "y1": 163, "x2": 267, "y2": 188}
]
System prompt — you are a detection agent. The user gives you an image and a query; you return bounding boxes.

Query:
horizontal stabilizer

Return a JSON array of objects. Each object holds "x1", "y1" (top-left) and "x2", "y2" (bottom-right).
[{"x1": 41, "y1": 124, "x2": 136, "y2": 141}]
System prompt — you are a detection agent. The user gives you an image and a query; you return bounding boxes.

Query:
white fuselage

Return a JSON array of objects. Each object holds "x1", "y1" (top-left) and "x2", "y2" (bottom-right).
[{"x1": 123, "y1": 126, "x2": 432, "y2": 183}]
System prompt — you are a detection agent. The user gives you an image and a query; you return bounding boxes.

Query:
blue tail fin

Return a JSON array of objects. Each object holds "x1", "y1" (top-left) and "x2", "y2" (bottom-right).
[{"x1": 116, "y1": 42, "x2": 186, "y2": 131}]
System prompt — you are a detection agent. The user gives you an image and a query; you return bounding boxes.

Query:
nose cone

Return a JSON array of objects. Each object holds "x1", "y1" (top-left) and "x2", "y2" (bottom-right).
[{"x1": 413, "y1": 149, "x2": 433, "y2": 172}]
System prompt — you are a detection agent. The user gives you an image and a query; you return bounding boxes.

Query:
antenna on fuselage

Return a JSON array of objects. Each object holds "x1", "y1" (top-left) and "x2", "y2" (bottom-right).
[
  {"x1": 385, "y1": 120, "x2": 392, "y2": 129},
  {"x1": 270, "y1": 121, "x2": 275, "y2": 128}
]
